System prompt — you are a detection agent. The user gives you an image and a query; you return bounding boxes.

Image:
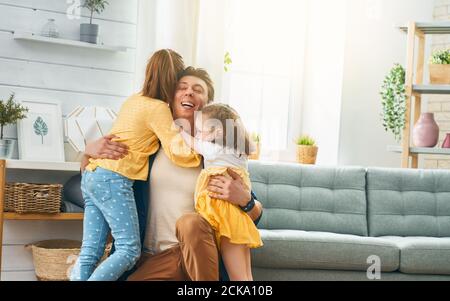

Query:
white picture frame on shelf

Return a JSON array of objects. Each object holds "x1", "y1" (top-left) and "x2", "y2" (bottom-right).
[{"x1": 17, "y1": 99, "x2": 65, "y2": 162}]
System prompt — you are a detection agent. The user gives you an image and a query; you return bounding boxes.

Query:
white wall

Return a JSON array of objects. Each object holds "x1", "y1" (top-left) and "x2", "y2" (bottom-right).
[
  {"x1": 0, "y1": 0, "x2": 138, "y2": 280},
  {"x1": 338, "y1": 0, "x2": 434, "y2": 167}
]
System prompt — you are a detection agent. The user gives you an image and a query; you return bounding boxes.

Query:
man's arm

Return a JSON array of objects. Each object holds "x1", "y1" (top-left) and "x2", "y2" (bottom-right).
[{"x1": 207, "y1": 168, "x2": 263, "y2": 223}]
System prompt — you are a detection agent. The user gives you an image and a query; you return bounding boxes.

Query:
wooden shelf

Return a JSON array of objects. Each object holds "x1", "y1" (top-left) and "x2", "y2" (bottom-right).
[
  {"x1": 5, "y1": 160, "x2": 80, "y2": 172},
  {"x1": 387, "y1": 145, "x2": 450, "y2": 155},
  {"x1": 13, "y1": 31, "x2": 128, "y2": 52},
  {"x1": 413, "y1": 85, "x2": 450, "y2": 95},
  {"x1": 4, "y1": 212, "x2": 84, "y2": 221},
  {"x1": 399, "y1": 22, "x2": 450, "y2": 34}
]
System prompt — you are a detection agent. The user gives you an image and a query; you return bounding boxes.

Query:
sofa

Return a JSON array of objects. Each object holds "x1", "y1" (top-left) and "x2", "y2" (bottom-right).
[{"x1": 248, "y1": 161, "x2": 450, "y2": 281}]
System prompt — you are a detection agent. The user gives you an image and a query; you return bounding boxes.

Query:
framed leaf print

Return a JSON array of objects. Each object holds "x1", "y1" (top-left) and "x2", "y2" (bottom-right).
[{"x1": 17, "y1": 100, "x2": 65, "y2": 162}]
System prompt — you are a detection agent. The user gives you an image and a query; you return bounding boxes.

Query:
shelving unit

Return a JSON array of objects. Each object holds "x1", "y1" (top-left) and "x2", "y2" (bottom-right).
[
  {"x1": 389, "y1": 22, "x2": 450, "y2": 168},
  {"x1": 0, "y1": 159, "x2": 83, "y2": 280},
  {"x1": 13, "y1": 31, "x2": 128, "y2": 52}
]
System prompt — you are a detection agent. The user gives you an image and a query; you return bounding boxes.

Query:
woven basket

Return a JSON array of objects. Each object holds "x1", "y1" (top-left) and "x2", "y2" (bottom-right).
[
  {"x1": 296, "y1": 145, "x2": 318, "y2": 165},
  {"x1": 430, "y1": 64, "x2": 450, "y2": 85},
  {"x1": 27, "y1": 240, "x2": 81, "y2": 281},
  {"x1": 27, "y1": 240, "x2": 112, "y2": 281},
  {"x1": 4, "y1": 183, "x2": 62, "y2": 214}
]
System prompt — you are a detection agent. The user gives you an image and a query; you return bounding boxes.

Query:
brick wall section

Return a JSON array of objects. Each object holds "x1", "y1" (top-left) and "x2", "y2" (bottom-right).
[{"x1": 424, "y1": 0, "x2": 450, "y2": 169}]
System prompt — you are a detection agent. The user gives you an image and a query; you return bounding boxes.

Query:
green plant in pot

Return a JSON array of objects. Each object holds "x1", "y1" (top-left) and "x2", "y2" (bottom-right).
[
  {"x1": 380, "y1": 64, "x2": 406, "y2": 142},
  {"x1": 295, "y1": 135, "x2": 318, "y2": 165},
  {"x1": 429, "y1": 49, "x2": 450, "y2": 84},
  {"x1": 248, "y1": 132, "x2": 261, "y2": 160},
  {"x1": 0, "y1": 93, "x2": 29, "y2": 159},
  {"x1": 80, "y1": 0, "x2": 109, "y2": 44}
]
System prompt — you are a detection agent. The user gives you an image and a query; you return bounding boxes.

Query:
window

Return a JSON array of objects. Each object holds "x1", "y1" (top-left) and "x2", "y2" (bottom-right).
[{"x1": 221, "y1": 0, "x2": 307, "y2": 159}]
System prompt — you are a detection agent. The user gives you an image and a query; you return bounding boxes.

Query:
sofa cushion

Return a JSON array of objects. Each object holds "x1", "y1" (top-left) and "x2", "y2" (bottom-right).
[
  {"x1": 379, "y1": 236, "x2": 450, "y2": 275},
  {"x1": 249, "y1": 162, "x2": 368, "y2": 236},
  {"x1": 367, "y1": 168, "x2": 450, "y2": 237},
  {"x1": 252, "y1": 230, "x2": 399, "y2": 272}
]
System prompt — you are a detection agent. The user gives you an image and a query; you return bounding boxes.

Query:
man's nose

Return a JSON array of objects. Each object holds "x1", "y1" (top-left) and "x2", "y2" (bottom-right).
[{"x1": 185, "y1": 87, "x2": 194, "y2": 96}]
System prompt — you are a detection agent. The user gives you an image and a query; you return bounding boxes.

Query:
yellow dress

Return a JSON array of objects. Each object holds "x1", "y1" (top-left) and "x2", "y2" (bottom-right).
[{"x1": 194, "y1": 166, "x2": 263, "y2": 249}]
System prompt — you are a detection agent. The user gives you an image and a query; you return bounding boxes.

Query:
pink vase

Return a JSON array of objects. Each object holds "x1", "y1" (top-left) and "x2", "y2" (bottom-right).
[
  {"x1": 413, "y1": 113, "x2": 439, "y2": 147},
  {"x1": 443, "y1": 134, "x2": 450, "y2": 148}
]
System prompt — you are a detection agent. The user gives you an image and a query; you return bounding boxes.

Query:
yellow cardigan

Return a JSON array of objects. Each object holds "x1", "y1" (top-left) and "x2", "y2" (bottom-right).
[{"x1": 86, "y1": 94, "x2": 201, "y2": 180}]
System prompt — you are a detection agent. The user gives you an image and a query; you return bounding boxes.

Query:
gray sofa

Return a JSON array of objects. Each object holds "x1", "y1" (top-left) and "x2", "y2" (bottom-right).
[{"x1": 248, "y1": 161, "x2": 450, "y2": 281}]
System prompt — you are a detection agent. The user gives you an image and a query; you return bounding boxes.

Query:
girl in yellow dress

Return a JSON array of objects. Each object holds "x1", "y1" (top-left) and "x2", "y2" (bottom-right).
[{"x1": 182, "y1": 103, "x2": 263, "y2": 281}]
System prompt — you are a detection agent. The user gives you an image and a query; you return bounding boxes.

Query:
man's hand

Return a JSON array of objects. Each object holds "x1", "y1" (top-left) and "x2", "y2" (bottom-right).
[
  {"x1": 85, "y1": 134, "x2": 129, "y2": 160},
  {"x1": 207, "y1": 168, "x2": 251, "y2": 207}
]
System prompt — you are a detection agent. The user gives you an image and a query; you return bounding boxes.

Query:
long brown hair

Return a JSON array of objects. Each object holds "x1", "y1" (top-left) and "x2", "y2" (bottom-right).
[
  {"x1": 201, "y1": 104, "x2": 252, "y2": 156},
  {"x1": 141, "y1": 49, "x2": 185, "y2": 103}
]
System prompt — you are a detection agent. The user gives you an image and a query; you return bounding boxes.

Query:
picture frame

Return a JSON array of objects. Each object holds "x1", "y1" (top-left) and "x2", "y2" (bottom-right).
[{"x1": 17, "y1": 99, "x2": 65, "y2": 162}]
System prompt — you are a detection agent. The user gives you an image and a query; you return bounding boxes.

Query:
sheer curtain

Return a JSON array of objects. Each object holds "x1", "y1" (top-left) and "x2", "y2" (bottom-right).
[
  {"x1": 135, "y1": 0, "x2": 317, "y2": 162},
  {"x1": 219, "y1": 0, "x2": 308, "y2": 161}
]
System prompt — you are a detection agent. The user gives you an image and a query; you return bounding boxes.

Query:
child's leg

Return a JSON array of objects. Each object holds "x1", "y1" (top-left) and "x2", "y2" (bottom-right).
[
  {"x1": 70, "y1": 173, "x2": 110, "y2": 281},
  {"x1": 88, "y1": 175, "x2": 141, "y2": 281},
  {"x1": 220, "y1": 237, "x2": 251, "y2": 281},
  {"x1": 246, "y1": 248, "x2": 253, "y2": 281}
]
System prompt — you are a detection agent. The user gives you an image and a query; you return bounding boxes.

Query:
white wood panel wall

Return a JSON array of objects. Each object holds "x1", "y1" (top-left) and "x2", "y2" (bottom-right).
[{"x1": 0, "y1": 0, "x2": 138, "y2": 281}]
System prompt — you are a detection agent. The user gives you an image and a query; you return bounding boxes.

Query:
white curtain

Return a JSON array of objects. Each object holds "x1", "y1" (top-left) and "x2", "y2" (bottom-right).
[
  {"x1": 134, "y1": 0, "x2": 200, "y2": 91},
  {"x1": 135, "y1": 0, "x2": 345, "y2": 164}
]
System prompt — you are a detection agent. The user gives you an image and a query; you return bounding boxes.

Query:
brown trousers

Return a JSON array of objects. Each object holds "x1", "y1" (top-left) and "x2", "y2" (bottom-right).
[{"x1": 127, "y1": 213, "x2": 219, "y2": 281}]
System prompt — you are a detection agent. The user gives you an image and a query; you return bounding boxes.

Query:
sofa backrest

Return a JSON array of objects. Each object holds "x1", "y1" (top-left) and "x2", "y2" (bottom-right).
[
  {"x1": 249, "y1": 161, "x2": 368, "y2": 236},
  {"x1": 367, "y1": 168, "x2": 450, "y2": 237}
]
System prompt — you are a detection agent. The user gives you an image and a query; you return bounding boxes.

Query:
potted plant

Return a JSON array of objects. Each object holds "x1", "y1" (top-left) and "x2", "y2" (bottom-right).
[
  {"x1": 0, "y1": 93, "x2": 29, "y2": 158},
  {"x1": 248, "y1": 132, "x2": 261, "y2": 160},
  {"x1": 380, "y1": 64, "x2": 406, "y2": 142},
  {"x1": 429, "y1": 49, "x2": 450, "y2": 84},
  {"x1": 295, "y1": 135, "x2": 318, "y2": 165},
  {"x1": 80, "y1": 0, "x2": 109, "y2": 44}
]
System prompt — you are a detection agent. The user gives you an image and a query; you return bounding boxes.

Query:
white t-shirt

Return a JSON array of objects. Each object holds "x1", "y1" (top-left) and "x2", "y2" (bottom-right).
[{"x1": 143, "y1": 149, "x2": 202, "y2": 255}]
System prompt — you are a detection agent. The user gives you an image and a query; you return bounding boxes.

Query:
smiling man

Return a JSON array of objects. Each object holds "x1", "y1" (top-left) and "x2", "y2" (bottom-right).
[{"x1": 85, "y1": 66, "x2": 263, "y2": 281}]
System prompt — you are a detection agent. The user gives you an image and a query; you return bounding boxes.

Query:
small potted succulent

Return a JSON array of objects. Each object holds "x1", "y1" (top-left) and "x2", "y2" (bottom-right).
[
  {"x1": 248, "y1": 132, "x2": 261, "y2": 160},
  {"x1": 429, "y1": 49, "x2": 450, "y2": 84},
  {"x1": 380, "y1": 64, "x2": 406, "y2": 142},
  {"x1": 0, "y1": 93, "x2": 29, "y2": 158},
  {"x1": 80, "y1": 0, "x2": 109, "y2": 44},
  {"x1": 295, "y1": 135, "x2": 318, "y2": 165}
]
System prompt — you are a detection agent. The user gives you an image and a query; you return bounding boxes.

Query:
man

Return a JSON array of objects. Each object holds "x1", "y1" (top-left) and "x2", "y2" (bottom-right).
[{"x1": 84, "y1": 67, "x2": 263, "y2": 280}]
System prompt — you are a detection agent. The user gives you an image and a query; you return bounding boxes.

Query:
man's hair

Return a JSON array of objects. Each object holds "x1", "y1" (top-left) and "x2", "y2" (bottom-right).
[{"x1": 178, "y1": 67, "x2": 215, "y2": 103}]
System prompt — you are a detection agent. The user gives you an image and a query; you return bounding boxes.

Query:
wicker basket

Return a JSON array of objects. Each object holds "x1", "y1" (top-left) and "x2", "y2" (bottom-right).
[
  {"x1": 27, "y1": 240, "x2": 81, "y2": 281},
  {"x1": 27, "y1": 240, "x2": 112, "y2": 281},
  {"x1": 4, "y1": 183, "x2": 62, "y2": 214},
  {"x1": 430, "y1": 64, "x2": 450, "y2": 85},
  {"x1": 296, "y1": 145, "x2": 319, "y2": 165}
]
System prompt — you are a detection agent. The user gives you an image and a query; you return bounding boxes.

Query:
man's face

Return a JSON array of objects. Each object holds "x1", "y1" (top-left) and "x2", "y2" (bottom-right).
[{"x1": 173, "y1": 76, "x2": 209, "y2": 122}]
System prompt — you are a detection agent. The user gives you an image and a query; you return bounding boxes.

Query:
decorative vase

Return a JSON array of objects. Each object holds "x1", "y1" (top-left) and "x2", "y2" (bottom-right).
[
  {"x1": 442, "y1": 134, "x2": 450, "y2": 149},
  {"x1": 413, "y1": 113, "x2": 439, "y2": 148},
  {"x1": 429, "y1": 64, "x2": 450, "y2": 85},
  {"x1": 41, "y1": 18, "x2": 59, "y2": 38},
  {"x1": 0, "y1": 139, "x2": 16, "y2": 159},
  {"x1": 80, "y1": 24, "x2": 99, "y2": 44},
  {"x1": 296, "y1": 145, "x2": 318, "y2": 165}
]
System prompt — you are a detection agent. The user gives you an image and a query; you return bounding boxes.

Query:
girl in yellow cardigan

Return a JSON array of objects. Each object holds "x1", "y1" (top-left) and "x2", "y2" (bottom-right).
[
  {"x1": 70, "y1": 50, "x2": 201, "y2": 281},
  {"x1": 182, "y1": 103, "x2": 263, "y2": 281}
]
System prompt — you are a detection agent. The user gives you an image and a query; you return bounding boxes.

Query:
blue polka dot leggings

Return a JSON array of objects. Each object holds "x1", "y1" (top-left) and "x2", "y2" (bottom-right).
[{"x1": 70, "y1": 167, "x2": 141, "y2": 281}]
